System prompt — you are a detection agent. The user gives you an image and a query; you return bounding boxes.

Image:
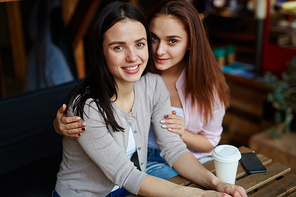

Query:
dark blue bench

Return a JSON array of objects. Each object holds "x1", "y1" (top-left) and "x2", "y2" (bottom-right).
[{"x1": 0, "y1": 80, "x2": 79, "y2": 196}]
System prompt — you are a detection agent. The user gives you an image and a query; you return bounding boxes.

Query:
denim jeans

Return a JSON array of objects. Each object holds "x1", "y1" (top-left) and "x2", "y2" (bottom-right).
[
  {"x1": 52, "y1": 190, "x2": 60, "y2": 197},
  {"x1": 146, "y1": 147, "x2": 178, "y2": 179},
  {"x1": 52, "y1": 188, "x2": 131, "y2": 197},
  {"x1": 106, "y1": 187, "x2": 131, "y2": 197}
]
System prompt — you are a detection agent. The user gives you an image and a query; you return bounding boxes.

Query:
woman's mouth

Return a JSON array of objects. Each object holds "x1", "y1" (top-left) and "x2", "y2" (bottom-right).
[
  {"x1": 155, "y1": 57, "x2": 168, "y2": 64},
  {"x1": 122, "y1": 64, "x2": 141, "y2": 74},
  {"x1": 124, "y1": 65, "x2": 139, "y2": 70}
]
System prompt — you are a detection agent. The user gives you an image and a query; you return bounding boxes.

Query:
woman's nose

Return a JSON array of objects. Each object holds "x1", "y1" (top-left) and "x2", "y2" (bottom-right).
[
  {"x1": 156, "y1": 42, "x2": 166, "y2": 56},
  {"x1": 126, "y1": 49, "x2": 137, "y2": 62}
]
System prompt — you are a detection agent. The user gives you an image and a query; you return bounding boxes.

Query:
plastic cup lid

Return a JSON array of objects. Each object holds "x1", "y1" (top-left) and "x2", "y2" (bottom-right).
[{"x1": 212, "y1": 145, "x2": 241, "y2": 163}]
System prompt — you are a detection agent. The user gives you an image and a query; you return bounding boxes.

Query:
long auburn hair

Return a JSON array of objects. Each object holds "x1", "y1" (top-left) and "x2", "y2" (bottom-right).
[
  {"x1": 66, "y1": 1, "x2": 152, "y2": 132},
  {"x1": 147, "y1": 0, "x2": 229, "y2": 122}
]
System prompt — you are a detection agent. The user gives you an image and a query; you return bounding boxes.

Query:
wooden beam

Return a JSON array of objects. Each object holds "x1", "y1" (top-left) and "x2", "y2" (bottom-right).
[
  {"x1": 66, "y1": 0, "x2": 101, "y2": 48},
  {"x1": 74, "y1": 39, "x2": 86, "y2": 79},
  {"x1": 0, "y1": 52, "x2": 7, "y2": 97},
  {"x1": 61, "y1": 0, "x2": 79, "y2": 27},
  {"x1": 5, "y1": 1, "x2": 26, "y2": 80},
  {"x1": 129, "y1": 0, "x2": 138, "y2": 5},
  {"x1": 0, "y1": 0, "x2": 23, "y2": 2}
]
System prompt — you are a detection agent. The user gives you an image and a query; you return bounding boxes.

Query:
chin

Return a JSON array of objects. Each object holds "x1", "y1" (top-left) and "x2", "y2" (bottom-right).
[
  {"x1": 155, "y1": 65, "x2": 168, "y2": 71},
  {"x1": 127, "y1": 75, "x2": 142, "y2": 83}
]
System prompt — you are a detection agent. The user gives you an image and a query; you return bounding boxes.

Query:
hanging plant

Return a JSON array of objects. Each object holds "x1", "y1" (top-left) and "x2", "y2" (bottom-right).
[{"x1": 260, "y1": 57, "x2": 296, "y2": 138}]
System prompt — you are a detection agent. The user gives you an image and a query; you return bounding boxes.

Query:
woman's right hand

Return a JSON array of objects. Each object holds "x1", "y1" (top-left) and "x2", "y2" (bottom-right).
[
  {"x1": 187, "y1": 187, "x2": 244, "y2": 197},
  {"x1": 53, "y1": 104, "x2": 86, "y2": 138}
]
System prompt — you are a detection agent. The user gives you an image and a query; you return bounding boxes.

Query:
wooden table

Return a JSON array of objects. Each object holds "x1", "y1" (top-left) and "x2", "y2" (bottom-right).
[
  {"x1": 250, "y1": 130, "x2": 296, "y2": 173},
  {"x1": 129, "y1": 146, "x2": 296, "y2": 197}
]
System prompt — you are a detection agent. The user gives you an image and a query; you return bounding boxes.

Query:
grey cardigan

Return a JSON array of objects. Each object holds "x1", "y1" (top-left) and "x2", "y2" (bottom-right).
[{"x1": 55, "y1": 72, "x2": 189, "y2": 196}]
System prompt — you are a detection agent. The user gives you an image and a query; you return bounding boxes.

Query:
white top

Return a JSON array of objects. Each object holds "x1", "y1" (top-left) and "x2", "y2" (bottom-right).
[{"x1": 112, "y1": 126, "x2": 136, "y2": 192}]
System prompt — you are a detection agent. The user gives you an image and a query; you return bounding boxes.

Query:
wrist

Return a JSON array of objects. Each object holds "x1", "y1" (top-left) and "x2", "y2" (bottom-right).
[
  {"x1": 208, "y1": 175, "x2": 221, "y2": 191},
  {"x1": 179, "y1": 130, "x2": 186, "y2": 140}
]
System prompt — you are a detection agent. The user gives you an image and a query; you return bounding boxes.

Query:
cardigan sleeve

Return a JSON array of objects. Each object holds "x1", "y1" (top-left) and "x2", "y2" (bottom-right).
[
  {"x1": 149, "y1": 74, "x2": 189, "y2": 167},
  {"x1": 72, "y1": 100, "x2": 146, "y2": 195}
]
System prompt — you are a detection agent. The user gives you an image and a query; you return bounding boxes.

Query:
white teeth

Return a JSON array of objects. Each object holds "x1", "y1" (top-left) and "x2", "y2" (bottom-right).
[{"x1": 125, "y1": 65, "x2": 139, "y2": 70}]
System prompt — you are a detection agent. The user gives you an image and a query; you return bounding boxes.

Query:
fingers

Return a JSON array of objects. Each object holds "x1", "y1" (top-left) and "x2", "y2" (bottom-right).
[
  {"x1": 161, "y1": 112, "x2": 185, "y2": 137},
  {"x1": 58, "y1": 104, "x2": 67, "y2": 114},
  {"x1": 60, "y1": 119, "x2": 86, "y2": 130},
  {"x1": 54, "y1": 104, "x2": 87, "y2": 138},
  {"x1": 161, "y1": 112, "x2": 184, "y2": 130},
  {"x1": 56, "y1": 104, "x2": 67, "y2": 120},
  {"x1": 57, "y1": 104, "x2": 82, "y2": 124},
  {"x1": 222, "y1": 184, "x2": 247, "y2": 197},
  {"x1": 164, "y1": 111, "x2": 182, "y2": 120},
  {"x1": 60, "y1": 115, "x2": 82, "y2": 124},
  {"x1": 232, "y1": 186, "x2": 247, "y2": 197},
  {"x1": 161, "y1": 124, "x2": 182, "y2": 133},
  {"x1": 58, "y1": 117, "x2": 86, "y2": 137},
  {"x1": 63, "y1": 127, "x2": 86, "y2": 138}
]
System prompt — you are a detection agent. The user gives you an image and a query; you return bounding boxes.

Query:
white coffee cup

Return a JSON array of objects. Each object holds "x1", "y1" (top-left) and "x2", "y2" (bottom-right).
[{"x1": 212, "y1": 145, "x2": 241, "y2": 184}]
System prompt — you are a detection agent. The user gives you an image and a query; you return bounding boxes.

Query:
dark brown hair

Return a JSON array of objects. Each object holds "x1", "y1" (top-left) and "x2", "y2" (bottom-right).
[
  {"x1": 147, "y1": 0, "x2": 229, "y2": 122},
  {"x1": 67, "y1": 1, "x2": 152, "y2": 132}
]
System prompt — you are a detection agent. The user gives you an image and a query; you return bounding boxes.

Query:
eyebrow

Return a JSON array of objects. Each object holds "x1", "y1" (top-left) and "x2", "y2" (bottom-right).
[
  {"x1": 151, "y1": 32, "x2": 182, "y2": 39},
  {"x1": 167, "y1": 35, "x2": 182, "y2": 39},
  {"x1": 108, "y1": 37, "x2": 147, "y2": 46}
]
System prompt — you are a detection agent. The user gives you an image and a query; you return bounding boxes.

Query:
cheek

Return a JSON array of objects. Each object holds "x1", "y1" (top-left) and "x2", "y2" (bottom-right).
[
  {"x1": 105, "y1": 53, "x2": 122, "y2": 71},
  {"x1": 139, "y1": 48, "x2": 149, "y2": 63},
  {"x1": 171, "y1": 45, "x2": 187, "y2": 60},
  {"x1": 144, "y1": 50, "x2": 149, "y2": 62},
  {"x1": 108, "y1": 51, "x2": 123, "y2": 63}
]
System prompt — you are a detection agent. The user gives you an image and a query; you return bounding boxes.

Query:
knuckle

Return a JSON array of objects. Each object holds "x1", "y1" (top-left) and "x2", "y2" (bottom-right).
[{"x1": 58, "y1": 125, "x2": 63, "y2": 131}]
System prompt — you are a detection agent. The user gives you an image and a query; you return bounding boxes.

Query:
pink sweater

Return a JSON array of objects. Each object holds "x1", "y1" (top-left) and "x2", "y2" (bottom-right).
[{"x1": 175, "y1": 69, "x2": 225, "y2": 159}]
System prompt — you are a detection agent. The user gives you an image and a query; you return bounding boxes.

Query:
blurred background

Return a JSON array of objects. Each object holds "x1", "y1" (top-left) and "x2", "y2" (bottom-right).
[
  {"x1": 1, "y1": 0, "x2": 296, "y2": 196},
  {"x1": 1, "y1": 0, "x2": 295, "y2": 145}
]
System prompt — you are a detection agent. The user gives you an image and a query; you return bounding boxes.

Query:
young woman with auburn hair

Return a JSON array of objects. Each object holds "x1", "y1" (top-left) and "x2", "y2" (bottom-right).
[
  {"x1": 144, "y1": 0, "x2": 229, "y2": 178},
  {"x1": 54, "y1": 0, "x2": 230, "y2": 180},
  {"x1": 52, "y1": 1, "x2": 247, "y2": 197}
]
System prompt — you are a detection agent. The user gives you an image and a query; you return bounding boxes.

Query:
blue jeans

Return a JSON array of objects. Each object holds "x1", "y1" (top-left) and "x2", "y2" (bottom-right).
[
  {"x1": 52, "y1": 190, "x2": 60, "y2": 197},
  {"x1": 52, "y1": 188, "x2": 131, "y2": 197},
  {"x1": 106, "y1": 187, "x2": 131, "y2": 197},
  {"x1": 146, "y1": 147, "x2": 178, "y2": 179}
]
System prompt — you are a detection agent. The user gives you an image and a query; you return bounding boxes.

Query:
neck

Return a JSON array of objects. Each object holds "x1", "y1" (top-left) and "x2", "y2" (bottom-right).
[
  {"x1": 116, "y1": 82, "x2": 134, "y2": 99},
  {"x1": 111, "y1": 81, "x2": 135, "y2": 113}
]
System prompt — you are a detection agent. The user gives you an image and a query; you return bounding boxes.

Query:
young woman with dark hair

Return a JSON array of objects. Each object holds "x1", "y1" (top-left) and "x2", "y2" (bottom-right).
[
  {"x1": 54, "y1": 0, "x2": 230, "y2": 180},
  {"x1": 53, "y1": 1, "x2": 246, "y2": 197}
]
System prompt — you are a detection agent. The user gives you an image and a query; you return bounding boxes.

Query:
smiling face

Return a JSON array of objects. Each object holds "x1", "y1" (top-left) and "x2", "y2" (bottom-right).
[
  {"x1": 103, "y1": 19, "x2": 148, "y2": 85},
  {"x1": 149, "y1": 15, "x2": 189, "y2": 72}
]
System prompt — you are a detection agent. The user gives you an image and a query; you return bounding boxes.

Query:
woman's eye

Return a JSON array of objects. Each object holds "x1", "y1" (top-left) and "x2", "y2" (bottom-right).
[
  {"x1": 151, "y1": 36, "x2": 158, "y2": 41},
  {"x1": 114, "y1": 46, "x2": 123, "y2": 50},
  {"x1": 169, "y1": 39, "x2": 177, "y2": 44},
  {"x1": 136, "y1": 43, "x2": 145, "y2": 48}
]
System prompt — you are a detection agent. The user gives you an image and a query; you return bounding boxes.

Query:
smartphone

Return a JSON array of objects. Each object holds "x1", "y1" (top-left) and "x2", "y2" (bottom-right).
[{"x1": 240, "y1": 152, "x2": 267, "y2": 174}]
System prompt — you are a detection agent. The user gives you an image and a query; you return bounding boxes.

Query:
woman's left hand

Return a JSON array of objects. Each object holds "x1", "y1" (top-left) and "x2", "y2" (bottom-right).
[
  {"x1": 161, "y1": 111, "x2": 185, "y2": 138},
  {"x1": 216, "y1": 181, "x2": 247, "y2": 197}
]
